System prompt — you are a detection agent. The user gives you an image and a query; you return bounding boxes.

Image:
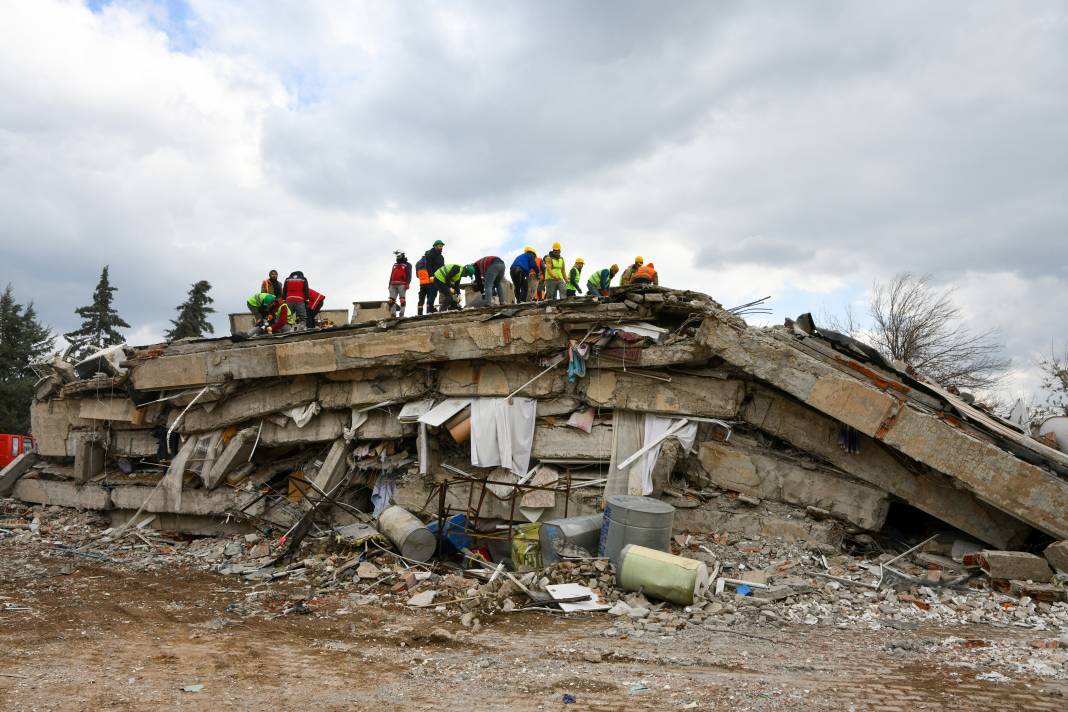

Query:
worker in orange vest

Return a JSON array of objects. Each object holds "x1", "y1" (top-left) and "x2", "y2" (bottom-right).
[{"x1": 631, "y1": 262, "x2": 658, "y2": 286}]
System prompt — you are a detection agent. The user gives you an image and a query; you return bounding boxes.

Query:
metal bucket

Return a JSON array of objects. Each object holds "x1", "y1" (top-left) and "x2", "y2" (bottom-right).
[
  {"x1": 377, "y1": 505, "x2": 436, "y2": 562},
  {"x1": 617, "y1": 544, "x2": 709, "y2": 605},
  {"x1": 540, "y1": 514, "x2": 604, "y2": 564},
  {"x1": 598, "y1": 495, "x2": 674, "y2": 566}
]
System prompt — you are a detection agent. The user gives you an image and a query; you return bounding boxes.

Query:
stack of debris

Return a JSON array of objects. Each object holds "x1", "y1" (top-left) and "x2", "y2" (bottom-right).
[{"x1": 3, "y1": 286, "x2": 1068, "y2": 611}]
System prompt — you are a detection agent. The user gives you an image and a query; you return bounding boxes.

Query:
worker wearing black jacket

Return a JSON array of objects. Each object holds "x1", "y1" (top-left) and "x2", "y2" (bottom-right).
[{"x1": 421, "y1": 240, "x2": 445, "y2": 313}]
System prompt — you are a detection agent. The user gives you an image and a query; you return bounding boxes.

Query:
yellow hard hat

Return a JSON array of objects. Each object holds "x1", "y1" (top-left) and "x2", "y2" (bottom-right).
[
  {"x1": 610, "y1": 264, "x2": 619, "y2": 273},
  {"x1": 524, "y1": 246, "x2": 536, "y2": 254},
  {"x1": 575, "y1": 257, "x2": 585, "y2": 264},
  {"x1": 635, "y1": 256, "x2": 644, "y2": 265},
  {"x1": 552, "y1": 242, "x2": 561, "y2": 251}
]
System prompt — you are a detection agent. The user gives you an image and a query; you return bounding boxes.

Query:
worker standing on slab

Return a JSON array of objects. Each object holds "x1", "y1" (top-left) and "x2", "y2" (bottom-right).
[
  {"x1": 586, "y1": 264, "x2": 619, "y2": 298},
  {"x1": 532, "y1": 254, "x2": 545, "y2": 300},
  {"x1": 470, "y1": 255, "x2": 506, "y2": 306},
  {"x1": 620, "y1": 256, "x2": 643, "y2": 287},
  {"x1": 415, "y1": 253, "x2": 434, "y2": 315},
  {"x1": 388, "y1": 251, "x2": 413, "y2": 318},
  {"x1": 283, "y1": 271, "x2": 310, "y2": 330},
  {"x1": 566, "y1": 258, "x2": 585, "y2": 297},
  {"x1": 434, "y1": 263, "x2": 467, "y2": 311},
  {"x1": 510, "y1": 247, "x2": 539, "y2": 302},
  {"x1": 420, "y1": 240, "x2": 446, "y2": 314},
  {"x1": 246, "y1": 292, "x2": 277, "y2": 326},
  {"x1": 542, "y1": 242, "x2": 567, "y2": 300},
  {"x1": 306, "y1": 288, "x2": 325, "y2": 327},
  {"x1": 260, "y1": 270, "x2": 283, "y2": 299},
  {"x1": 631, "y1": 262, "x2": 658, "y2": 286}
]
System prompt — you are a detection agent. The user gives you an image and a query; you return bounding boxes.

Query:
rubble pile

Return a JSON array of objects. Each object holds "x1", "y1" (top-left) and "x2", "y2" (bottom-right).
[{"x1": 3, "y1": 286, "x2": 1068, "y2": 626}]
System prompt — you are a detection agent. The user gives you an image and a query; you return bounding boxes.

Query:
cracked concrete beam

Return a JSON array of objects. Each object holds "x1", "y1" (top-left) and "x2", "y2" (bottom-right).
[
  {"x1": 177, "y1": 378, "x2": 319, "y2": 433},
  {"x1": 583, "y1": 370, "x2": 743, "y2": 418},
  {"x1": 698, "y1": 315, "x2": 1068, "y2": 539},
  {"x1": 740, "y1": 387, "x2": 1031, "y2": 548}
]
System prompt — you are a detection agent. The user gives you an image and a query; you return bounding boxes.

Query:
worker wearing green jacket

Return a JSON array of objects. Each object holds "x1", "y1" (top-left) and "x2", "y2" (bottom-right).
[
  {"x1": 585, "y1": 264, "x2": 619, "y2": 298},
  {"x1": 566, "y1": 258, "x2": 585, "y2": 297},
  {"x1": 246, "y1": 292, "x2": 277, "y2": 324},
  {"x1": 434, "y1": 263, "x2": 471, "y2": 310}
]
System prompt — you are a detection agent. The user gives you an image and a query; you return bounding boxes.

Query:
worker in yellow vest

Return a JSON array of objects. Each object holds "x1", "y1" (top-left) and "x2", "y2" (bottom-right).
[{"x1": 542, "y1": 242, "x2": 567, "y2": 300}]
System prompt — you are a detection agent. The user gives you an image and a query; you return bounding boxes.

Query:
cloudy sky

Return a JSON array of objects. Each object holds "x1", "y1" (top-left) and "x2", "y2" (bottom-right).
[{"x1": 1, "y1": 0, "x2": 1065, "y2": 401}]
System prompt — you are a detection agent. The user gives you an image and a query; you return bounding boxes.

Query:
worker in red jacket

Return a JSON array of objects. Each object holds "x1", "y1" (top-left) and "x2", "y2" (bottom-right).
[
  {"x1": 283, "y1": 271, "x2": 310, "y2": 330},
  {"x1": 264, "y1": 301, "x2": 295, "y2": 334},
  {"x1": 306, "y1": 288, "x2": 325, "y2": 328},
  {"x1": 388, "y1": 251, "x2": 413, "y2": 317}
]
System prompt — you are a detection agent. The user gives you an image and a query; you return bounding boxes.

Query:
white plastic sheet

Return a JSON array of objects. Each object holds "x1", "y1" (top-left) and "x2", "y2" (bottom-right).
[{"x1": 470, "y1": 397, "x2": 536, "y2": 477}]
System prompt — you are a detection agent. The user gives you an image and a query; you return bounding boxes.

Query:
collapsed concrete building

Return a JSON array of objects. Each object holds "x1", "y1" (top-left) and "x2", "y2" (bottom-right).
[{"x1": 4, "y1": 287, "x2": 1068, "y2": 568}]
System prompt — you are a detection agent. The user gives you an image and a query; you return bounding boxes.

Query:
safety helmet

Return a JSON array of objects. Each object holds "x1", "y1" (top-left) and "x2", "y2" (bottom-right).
[
  {"x1": 462, "y1": 264, "x2": 476, "y2": 277},
  {"x1": 433, "y1": 240, "x2": 445, "y2": 247},
  {"x1": 552, "y1": 242, "x2": 561, "y2": 251},
  {"x1": 524, "y1": 246, "x2": 536, "y2": 254},
  {"x1": 575, "y1": 257, "x2": 585, "y2": 265},
  {"x1": 634, "y1": 256, "x2": 644, "y2": 265},
  {"x1": 610, "y1": 264, "x2": 619, "y2": 273},
  {"x1": 647, "y1": 262, "x2": 654, "y2": 269}
]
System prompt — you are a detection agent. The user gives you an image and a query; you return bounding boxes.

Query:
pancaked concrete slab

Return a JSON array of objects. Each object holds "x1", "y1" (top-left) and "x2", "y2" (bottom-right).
[
  {"x1": 110, "y1": 484, "x2": 266, "y2": 516},
  {"x1": 697, "y1": 316, "x2": 1068, "y2": 540},
  {"x1": 110, "y1": 428, "x2": 160, "y2": 458},
  {"x1": 107, "y1": 509, "x2": 253, "y2": 536},
  {"x1": 320, "y1": 377, "x2": 429, "y2": 408},
  {"x1": 13, "y1": 478, "x2": 112, "y2": 510},
  {"x1": 697, "y1": 439, "x2": 889, "y2": 531},
  {"x1": 673, "y1": 502, "x2": 844, "y2": 547},
  {"x1": 439, "y1": 361, "x2": 566, "y2": 398},
  {"x1": 179, "y1": 378, "x2": 318, "y2": 433},
  {"x1": 532, "y1": 423, "x2": 612, "y2": 461},
  {"x1": 740, "y1": 387, "x2": 1030, "y2": 548},
  {"x1": 308, "y1": 438, "x2": 350, "y2": 504},
  {"x1": 78, "y1": 397, "x2": 138, "y2": 422},
  {"x1": 584, "y1": 370, "x2": 743, "y2": 418}
]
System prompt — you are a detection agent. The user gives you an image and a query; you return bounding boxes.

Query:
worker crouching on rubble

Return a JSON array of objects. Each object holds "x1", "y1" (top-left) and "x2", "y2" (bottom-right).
[
  {"x1": 469, "y1": 255, "x2": 506, "y2": 306},
  {"x1": 434, "y1": 263, "x2": 469, "y2": 310},
  {"x1": 283, "y1": 271, "x2": 311, "y2": 330},
  {"x1": 246, "y1": 292, "x2": 277, "y2": 325},
  {"x1": 306, "y1": 288, "x2": 325, "y2": 328},
  {"x1": 566, "y1": 258, "x2": 585, "y2": 297},
  {"x1": 388, "y1": 251, "x2": 412, "y2": 318},
  {"x1": 586, "y1": 264, "x2": 619, "y2": 299},
  {"x1": 263, "y1": 300, "x2": 296, "y2": 334},
  {"x1": 631, "y1": 262, "x2": 658, "y2": 286}
]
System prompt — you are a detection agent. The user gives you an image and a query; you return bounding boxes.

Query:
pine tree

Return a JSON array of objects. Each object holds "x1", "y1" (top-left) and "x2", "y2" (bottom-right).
[
  {"x1": 0, "y1": 285, "x2": 56, "y2": 433},
  {"x1": 165, "y1": 280, "x2": 216, "y2": 340},
  {"x1": 64, "y1": 265, "x2": 130, "y2": 360}
]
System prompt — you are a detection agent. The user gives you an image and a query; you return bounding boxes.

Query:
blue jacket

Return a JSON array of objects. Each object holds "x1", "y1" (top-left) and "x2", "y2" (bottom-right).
[
  {"x1": 587, "y1": 268, "x2": 614, "y2": 291},
  {"x1": 511, "y1": 252, "x2": 538, "y2": 272}
]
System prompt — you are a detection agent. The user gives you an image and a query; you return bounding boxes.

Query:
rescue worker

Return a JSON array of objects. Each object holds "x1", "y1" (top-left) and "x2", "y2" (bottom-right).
[
  {"x1": 586, "y1": 264, "x2": 619, "y2": 299},
  {"x1": 509, "y1": 247, "x2": 539, "y2": 302},
  {"x1": 263, "y1": 300, "x2": 296, "y2": 334},
  {"x1": 420, "y1": 240, "x2": 445, "y2": 314},
  {"x1": 619, "y1": 256, "x2": 644, "y2": 287},
  {"x1": 388, "y1": 251, "x2": 413, "y2": 317},
  {"x1": 566, "y1": 258, "x2": 585, "y2": 297},
  {"x1": 246, "y1": 292, "x2": 277, "y2": 325},
  {"x1": 283, "y1": 271, "x2": 311, "y2": 329},
  {"x1": 541, "y1": 242, "x2": 567, "y2": 300},
  {"x1": 470, "y1": 255, "x2": 506, "y2": 306},
  {"x1": 631, "y1": 261, "x2": 658, "y2": 286},
  {"x1": 260, "y1": 270, "x2": 283, "y2": 299},
  {"x1": 434, "y1": 263, "x2": 468, "y2": 311},
  {"x1": 532, "y1": 254, "x2": 545, "y2": 300},
  {"x1": 415, "y1": 253, "x2": 434, "y2": 315},
  {"x1": 306, "y1": 288, "x2": 325, "y2": 327}
]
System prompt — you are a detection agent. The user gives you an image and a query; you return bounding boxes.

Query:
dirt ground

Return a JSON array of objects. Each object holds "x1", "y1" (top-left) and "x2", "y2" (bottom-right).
[{"x1": 1, "y1": 545, "x2": 1066, "y2": 712}]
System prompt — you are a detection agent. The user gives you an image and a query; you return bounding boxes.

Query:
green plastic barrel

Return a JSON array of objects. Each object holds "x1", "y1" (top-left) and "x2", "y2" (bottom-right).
[{"x1": 617, "y1": 544, "x2": 710, "y2": 605}]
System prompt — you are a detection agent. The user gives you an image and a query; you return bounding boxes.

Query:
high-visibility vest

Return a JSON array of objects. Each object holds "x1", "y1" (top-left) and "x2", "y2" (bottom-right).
[
  {"x1": 434, "y1": 264, "x2": 463, "y2": 285},
  {"x1": 544, "y1": 255, "x2": 566, "y2": 281},
  {"x1": 248, "y1": 293, "x2": 276, "y2": 310},
  {"x1": 634, "y1": 264, "x2": 657, "y2": 282}
]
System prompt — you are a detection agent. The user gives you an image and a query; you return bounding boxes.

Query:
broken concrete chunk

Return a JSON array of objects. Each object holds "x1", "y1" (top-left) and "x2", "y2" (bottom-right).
[
  {"x1": 978, "y1": 550, "x2": 1053, "y2": 582},
  {"x1": 407, "y1": 590, "x2": 436, "y2": 607},
  {"x1": 1043, "y1": 540, "x2": 1068, "y2": 575}
]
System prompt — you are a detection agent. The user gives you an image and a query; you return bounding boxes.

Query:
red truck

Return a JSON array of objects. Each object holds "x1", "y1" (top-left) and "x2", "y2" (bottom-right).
[{"x1": 0, "y1": 434, "x2": 34, "y2": 470}]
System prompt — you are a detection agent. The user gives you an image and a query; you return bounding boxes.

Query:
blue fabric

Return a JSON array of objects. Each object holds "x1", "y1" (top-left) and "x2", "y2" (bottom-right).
[
  {"x1": 567, "y1": 347, "x2": 587, "y2": 383},
  {"x1": 511, "y1": 252, "x2": 537, "y2": 272}
]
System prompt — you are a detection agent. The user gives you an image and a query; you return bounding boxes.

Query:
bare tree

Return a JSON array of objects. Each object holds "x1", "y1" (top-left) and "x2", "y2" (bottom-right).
[
  {"x1": 866, "y1": 273, "x2": 1009, "y2": 390},
  {"x1": 1038, "y1": 344, "x2": 1068, "y2": 417}
]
